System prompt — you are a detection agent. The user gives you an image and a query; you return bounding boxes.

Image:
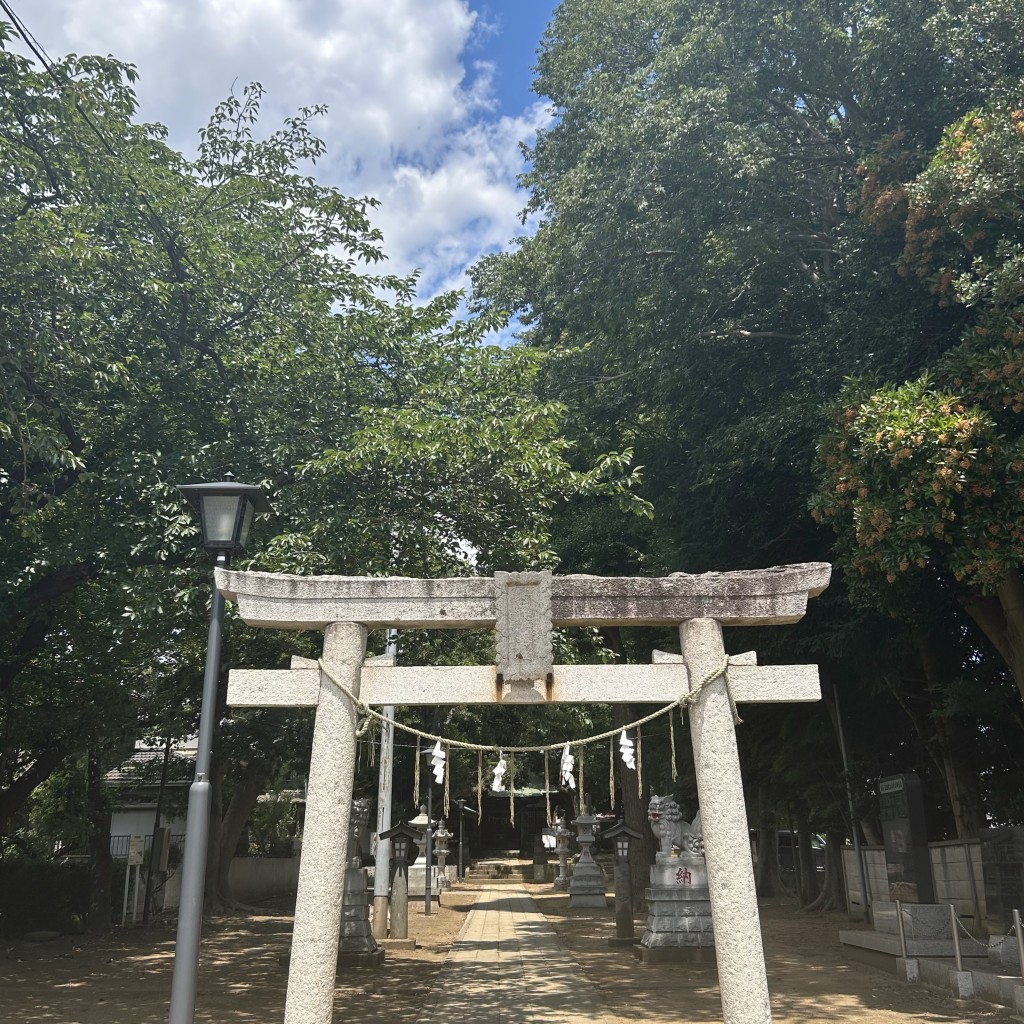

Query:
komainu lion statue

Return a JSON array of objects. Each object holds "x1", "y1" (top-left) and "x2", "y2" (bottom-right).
[{"x1": 648, "y1": 794, "x2": 704, "y2": 857}]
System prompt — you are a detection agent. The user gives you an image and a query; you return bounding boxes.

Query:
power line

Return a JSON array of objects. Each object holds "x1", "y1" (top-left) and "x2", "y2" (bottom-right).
[{"x1": 0, "y1": 0, "x2": 175, "y2": 248}]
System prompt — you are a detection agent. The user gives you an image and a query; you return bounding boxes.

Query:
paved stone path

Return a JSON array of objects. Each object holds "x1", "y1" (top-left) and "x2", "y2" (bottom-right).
[{"x1": 415, "y1": 884, "x2": 619, "y2": 1024}]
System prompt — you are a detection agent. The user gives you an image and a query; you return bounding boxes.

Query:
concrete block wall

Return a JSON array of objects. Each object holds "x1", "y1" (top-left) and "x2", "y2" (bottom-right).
[
  {"x1": 843, "y1": 841, "x2": 986, "y2": 930},
  {"x1": 928, "y1": 840, "x2": 985, "y2": 926},
  {"x1": 843, "y1": 846, "x2": 888, "y2": 917}
]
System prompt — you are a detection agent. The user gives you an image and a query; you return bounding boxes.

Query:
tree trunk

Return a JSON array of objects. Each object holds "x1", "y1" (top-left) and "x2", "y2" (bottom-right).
[
  {"x1": 143, "y1": 736, "x2": 172, "y2": 925},
  {"x1": 802, "y1": 832, "x2": 846, "y2": 912},
  {"x1": 600, "y1": 627, "x2": 655, "y2": 911},
  {"x1": 204, "y1": 755, "x2": 226, "y2": 911},
  {"x1": 214, "y1": 757, "x2": 267, "y2": 906},
  {"x1": 961, "y1": 568, "x2": 1024, "y2": 707},
  {"x1": 0, "y1": 745, "x2": 68, "y2": 826},
  {"x1": 795, "y1": 810, "x2": 820, "y2": 907},
  {"x1": 915, "y1": 630, "x2": 985, "y2": 838},
  {"x1": 861, "y1": 819, "x2": 882, "y2": 846},
  {"x1": 753, "y1": 784, "x2": 784, "y2": 898},
  {"x1": 86, "y1": 751, "x2": 113, "y2": 934},
  {"x1": 613, "y1": 703, "x2": 655, "y2": 911}
]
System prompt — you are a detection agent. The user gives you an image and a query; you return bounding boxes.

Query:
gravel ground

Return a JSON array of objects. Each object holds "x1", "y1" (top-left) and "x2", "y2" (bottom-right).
[{"x1": 0, "y1": 882, "x2": 1017, "y2": 1023}]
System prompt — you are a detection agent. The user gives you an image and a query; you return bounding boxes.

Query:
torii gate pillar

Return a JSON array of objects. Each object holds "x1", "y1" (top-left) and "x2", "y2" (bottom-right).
[
  {"x1": 284, "y1": 622, "x2": 366, "y2": 1024},
  {"x1": 684, "y1": 617, "x2": 770, "y2": 1022},
  {"x1": 218, "y1": 563, "x2": 831, "y2": 1024}
]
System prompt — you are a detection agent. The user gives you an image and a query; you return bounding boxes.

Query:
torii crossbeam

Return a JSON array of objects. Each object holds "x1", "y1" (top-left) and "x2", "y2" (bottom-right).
[{"x1": 217, "y1": 563, "x2": 831, "y2": 1024}]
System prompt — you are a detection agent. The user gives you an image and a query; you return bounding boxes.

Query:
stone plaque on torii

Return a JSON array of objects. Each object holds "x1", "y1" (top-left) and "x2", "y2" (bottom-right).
[{"x1": 218, "y1": 562, "x2": 830, "y2": 1024}]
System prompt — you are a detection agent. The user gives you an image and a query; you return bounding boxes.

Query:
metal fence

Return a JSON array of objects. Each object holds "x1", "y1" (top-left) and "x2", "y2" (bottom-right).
[{"x1": 109, "y1": 833, "x2": 185, "y2": 860}]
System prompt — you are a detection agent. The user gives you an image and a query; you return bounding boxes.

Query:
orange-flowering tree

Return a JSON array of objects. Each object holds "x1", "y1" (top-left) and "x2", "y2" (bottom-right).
[{"x1": 813, "y1": 97, "x2": 1024, "y2": 702}]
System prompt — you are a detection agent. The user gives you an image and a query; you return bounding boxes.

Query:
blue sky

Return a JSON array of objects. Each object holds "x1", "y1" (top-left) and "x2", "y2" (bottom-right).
[{"x1": 16, "y1": 0, "x2": 560, "y2": 303}]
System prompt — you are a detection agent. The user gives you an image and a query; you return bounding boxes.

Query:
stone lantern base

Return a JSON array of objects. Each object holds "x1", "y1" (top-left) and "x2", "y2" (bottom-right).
[{"x1": 568, "y1": 855, "x2": 607, "y2": 908}]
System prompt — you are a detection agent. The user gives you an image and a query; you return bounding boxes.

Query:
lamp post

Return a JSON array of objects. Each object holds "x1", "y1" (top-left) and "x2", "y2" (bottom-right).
[
  {"x1": 456, "y1": 798, "x2": 466, "y2": 880},
  {"x1": 424, "y1": 781, "x2": 434, "y2": 915},
  {"x1": 379, "y1": 822, "x2": 419, "y2": 941},
  {"x1": 169, "y1": 474, "x2": 271, "y2": 1024},
  {"x1": 604, "y1": 820, "x2": 642, "y2": 945}
]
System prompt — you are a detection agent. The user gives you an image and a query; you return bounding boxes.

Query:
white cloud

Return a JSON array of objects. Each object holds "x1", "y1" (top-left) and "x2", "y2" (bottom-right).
[{"x1": 17, "y1": 0, "x2": 546, "y2": 302}]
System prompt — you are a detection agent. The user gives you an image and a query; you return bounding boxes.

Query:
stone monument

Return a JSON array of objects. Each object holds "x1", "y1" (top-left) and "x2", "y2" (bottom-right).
[
  {"x1": 337, "y1": 797, "x2": 385, "y2": 967},
  {"x1": 637, "y1": 794, "x2": 714, "y2": 962},
  {"x1": 568, "y1": 806, "x2": 608, "y2": 907},
  {"x1": 879, "y1": 773, "x2": 935, "y2": 903}
]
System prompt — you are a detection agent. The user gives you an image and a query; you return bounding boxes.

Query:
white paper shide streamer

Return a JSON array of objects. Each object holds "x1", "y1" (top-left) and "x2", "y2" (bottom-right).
[
  {"x1": 559, "y1": 743, "x2": 576, "y2": 790},
  {"x1": 492, "y1": 751, "x2": 507, "y2": 792},
  {"x1": 619, "y1": 729, "x2": 636, "y2": 770},
  {"x1": 429, "y1": 740, "x2": 446, "y2": 784}
]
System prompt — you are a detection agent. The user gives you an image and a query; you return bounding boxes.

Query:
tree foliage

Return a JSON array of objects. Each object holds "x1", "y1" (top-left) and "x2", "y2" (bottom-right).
[
  {"x1": 0, "y1": 24, "x2": 643, "y2": 873},
  {"x1": 471, "y1": 0, "x2": 1024, "y2": 839},
  {"x1": 813, "y1": 90, "x2": 1024, "y2": 703}
]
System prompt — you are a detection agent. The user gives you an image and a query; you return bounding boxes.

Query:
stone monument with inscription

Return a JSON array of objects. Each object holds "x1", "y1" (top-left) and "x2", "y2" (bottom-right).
[
  {"x1": 879, "y1": 773, "x2": 935, "y2": 904},
  {"x1": 637, "y1": 794, "x2": 714, "y2": 962}
]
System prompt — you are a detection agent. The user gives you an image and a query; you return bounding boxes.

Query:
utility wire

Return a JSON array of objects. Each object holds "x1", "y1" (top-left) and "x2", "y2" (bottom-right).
[{"x1": 0, "y1": 0, "x2": 175, "y2": 248}]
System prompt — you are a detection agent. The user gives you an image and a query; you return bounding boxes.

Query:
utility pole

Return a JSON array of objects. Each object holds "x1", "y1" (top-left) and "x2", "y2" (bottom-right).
[
  {"x1": 833, "y1": 683, "x2": 870, "y2": 923},
  {"x1": 371, "y1": 630, "x2": 397, "y2": 940}
]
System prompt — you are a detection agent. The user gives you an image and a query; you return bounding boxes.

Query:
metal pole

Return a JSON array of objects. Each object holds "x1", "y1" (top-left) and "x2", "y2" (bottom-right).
[
  {"x1": 895, "y1": 899, "x2": 907, "y2": 959},
  {"x1": 833, "y1": 685, "x2": 871, "y2": 922},
  {"x1": 949, "y1": 903, "x2": 963, "y2": 972},
  {"x1": 168, "y1": 554, "x2": 227, "y2": 1024},
  {"x1": 1014, "y1": 909, "x2": 1024, "y2": 980},
  {"x1": 424, "y1": 782, "x2": 433, "y2": 916},
  {"x1": 371, "y1": 629, "x2": 398, "y2": 940},
  {"x1": 457, "y1": 799, "x2": 465, "y2": 880}
]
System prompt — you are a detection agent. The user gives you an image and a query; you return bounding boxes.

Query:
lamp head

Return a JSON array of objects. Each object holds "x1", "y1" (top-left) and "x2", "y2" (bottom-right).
[{"x1": 177, "y1": 473, "x2": 272, "y2": 556}]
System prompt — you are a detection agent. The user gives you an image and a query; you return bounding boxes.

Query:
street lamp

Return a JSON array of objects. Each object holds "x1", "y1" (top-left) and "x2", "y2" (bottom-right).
[
  {"x1": 379, "y1": 822, "x2": 420, "y2": 941},
  {"x1": 169, "y1": 474, "x2": 271, "y2": 1024},
  {"x1": 456, "y1": 798, "x2": 467, "y2": 880},
  {"x1": 604, "y1": 819, "x2": 643, "y2": 945}
]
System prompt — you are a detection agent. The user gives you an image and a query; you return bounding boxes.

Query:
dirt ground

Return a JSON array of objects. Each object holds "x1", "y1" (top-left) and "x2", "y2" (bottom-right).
[{"x1": 0, "y1": 882, "x2": 1018, "y2": 1024}]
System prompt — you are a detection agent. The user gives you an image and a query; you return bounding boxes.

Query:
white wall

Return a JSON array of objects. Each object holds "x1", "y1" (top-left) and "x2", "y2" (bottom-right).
[
  {"x1": 929, "y1": 840, "x2": 986, "y2": 926},
  {"x1": 110, "y1": 809, "x2": 187, "y2": 849},
  {"x1": 162, "y1": 856, "x2": 301, "y2": 911},
  {"x1": 110, "y1": 809, "x2": 159, "y2": 840}
]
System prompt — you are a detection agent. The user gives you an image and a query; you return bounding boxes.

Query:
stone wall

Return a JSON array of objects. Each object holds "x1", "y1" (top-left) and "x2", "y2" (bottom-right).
[{"x1": 842, "y1": 841, "x2": 986, "y2": 931}]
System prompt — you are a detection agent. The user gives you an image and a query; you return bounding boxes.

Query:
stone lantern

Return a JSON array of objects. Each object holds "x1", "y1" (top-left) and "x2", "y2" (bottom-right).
[
  {"x1": 569, "y1": 807, "x2": 607, "y2": 907},
  {"x1": 552, "y1": 815, "x2": 572, "y2": 892},
  {"x1": 434, "y1": 820, "x2": 452, "y2": 890}
]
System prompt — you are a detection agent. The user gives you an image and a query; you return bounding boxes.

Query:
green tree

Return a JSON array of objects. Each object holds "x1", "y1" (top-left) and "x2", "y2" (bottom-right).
[
  {"x1": 812, "y1": 94, "x2": 1024, "y2": 705},
  {"x1": 0, "y1": 23, "x2": 644, "y2": 897},
  {"x1": 472, "y1": 0, "x2": 1024, "y2": 839}
]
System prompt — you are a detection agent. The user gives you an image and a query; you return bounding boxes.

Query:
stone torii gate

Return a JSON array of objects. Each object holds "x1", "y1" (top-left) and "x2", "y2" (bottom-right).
[{"x1": 218, "y1": 562, "x2": 831, "y2": 1024}]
